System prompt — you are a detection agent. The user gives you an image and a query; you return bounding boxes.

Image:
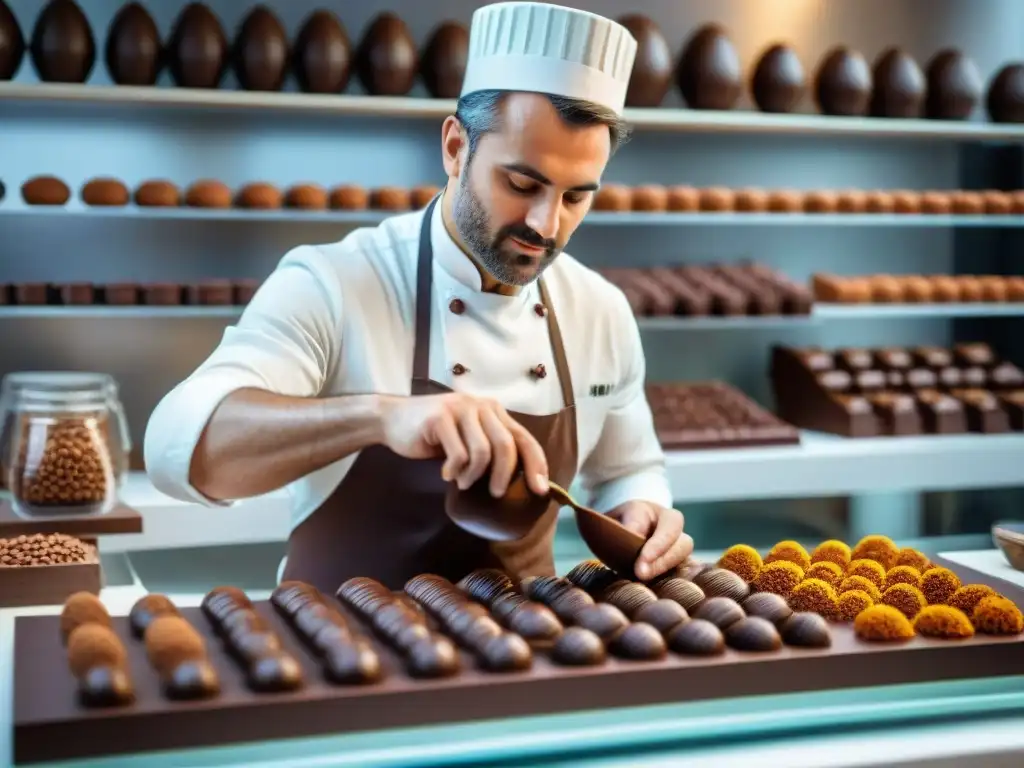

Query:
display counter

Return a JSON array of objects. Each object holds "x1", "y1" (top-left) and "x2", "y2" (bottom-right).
[{"x1": 3, "y1": 544, "x2": 1023, "y2": 768}]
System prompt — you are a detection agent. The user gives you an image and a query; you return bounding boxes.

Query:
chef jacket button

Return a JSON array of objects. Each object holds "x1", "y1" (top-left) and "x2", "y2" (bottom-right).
[
  {"x1": 452, "y1": 363, "x2": 468, "y2": 376},
  {"x1": 449, "y1": 298, "x2": 466, "y2": 315},
  {"x1": 531, "y1": 364, "x2": 547, "y2": 379},
  {"x1": 534, "y1": 303, "x2": 546, "y2": 317}
]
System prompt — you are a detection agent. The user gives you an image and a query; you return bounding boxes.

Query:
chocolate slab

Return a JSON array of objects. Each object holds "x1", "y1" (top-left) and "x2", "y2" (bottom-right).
[
  {"x1": 0, "y1": 501, "x2": 142, "y2": 538},
  {"x1": 14, "y1": 562, "x2": 1024, "y2": 765}
]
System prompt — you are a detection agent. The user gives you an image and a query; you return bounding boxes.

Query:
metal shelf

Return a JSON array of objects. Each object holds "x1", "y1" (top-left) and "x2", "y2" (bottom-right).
[
  {"x1": 108, "y1": 431, "x2": 1024, "y2": 550},
  {"x1": 815, "y1": 303, "x2": 1024, "y2": 319},
  {"x1": 2, "y1": 82, "x2": 1024, "y2": 142},
  {"x1": 1, "y1": 205, "x2": 1023, "y2": 228}
]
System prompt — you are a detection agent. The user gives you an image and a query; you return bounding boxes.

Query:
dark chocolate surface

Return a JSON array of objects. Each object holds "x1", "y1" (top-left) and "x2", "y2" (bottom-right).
[{"x1": 14, "y1": 563, "x2": 1024, "y2": 764}]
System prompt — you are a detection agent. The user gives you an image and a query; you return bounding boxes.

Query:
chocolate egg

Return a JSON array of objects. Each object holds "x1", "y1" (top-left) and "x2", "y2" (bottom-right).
[
  {"x1": 618, "y1": 15, "x2": 672, "y2": 107},
  {"x1": 602, "y1": 581, "x2": 658, "y2": 617},
  {"x1": 457, "y1": 568, "x2": 514, "y2": 605},
  {"x1": 78, "y1": 664, "x2": 135, "y2": 707},
  {"x1": 565, "y1": 560, "x2": 620, "y2": 595},
  {"x1": 292, "y1": 10, "x2": 351, "y2": 93},
  {"x1": 232, "y1": 5, "x2": 287, "y2": 91},
  {"x1": 354, "y1": 13, "x2": 417, "y2": 96},
  {"x1": 870, "y1": 48, "x2": 924, "y2": 118},
  {"x1": 480, "y1": 632, "x2": 533, "y2": 672},
  {"x1": 608, "y1": 622, "x2": 667, "y2": 660},
  {"x1": 407, "y1": 635, "x2": 461, "y2": 678},
  {"x1": 167, "y1": 3, "x2": 226, "y2": 89},
  {"x1": 925, "y1": 49, "x2": 982, "y2": 120},
  {"x1": 986, "y1": 63, "x2": 1024, "y2": 123},
  {"x1": 129, "y1": 594, "x2": 179, "y2": 638},
  {"x1": 667, "y1": 618, "x2": 724, "y2": 656},
  {"x1": 780, "y1": 611, "x2": 832, "y2": 648},
  {"x1": 634, "y1": 599, "x2": 689, "y2": 633},
  {"x1": 751, "y1": 43, "x2": 805, "y2": 113},
  {"x1": 676, "y1": 24, "x2": 742, "y2": 110},
  {"x1": 574, "y1": 603, "x2": 630, "y2": 639},
  {"x1": 247, "y1": 652, "x2": 304, "y2": 692},
  {"x1": 30, "y1": 0, "x2": 95, "y2": 83},
  {"x1": 310, "y1": 622, "x2": 353, "y2": 655},
  {"x1": 0, "y1": 0, "x2": 26, "y2": 80},
  {"x1": 324, "y1": 639, "x2": 383, "y2": 684},
  {"x1": 725, "y1": 616, "x2": 782, "y2": 652},
  {"x1": 105, "y1": 2, "x2": 161, "y2": 85},
  {"x1": 551, "y1": 626, "x2": 606, "y2": 666},
  {"x1": 814, "y1": 47, "x2": 872, "y2": 116},
  {"x1": 548, "y1": 589, "x2": 595, "y2": 623},
  {"x1": 490, "y1": 591, "x2": 528, "y2": 624},
  {"x1": 507, "y1": 603, "x2": 562, "y2": 641},
  {"x1": 693, "y1": 568, "x2": 750, "y2": 602},
  {"x1": 165, "y1": 659, "x2": 220, "y2": 700},
  {"x1": 742, "y1": 592, "x2": 793, "y2": 625},
  {"x1": 653, "y1": 578, "x2": 705, "y2": 611},
  {"x1": 419, "y1": 20, "x2": 468, "y2": 99},
  {"x1": 693, "y1": 597, "x2": 745, "y2": 629}
]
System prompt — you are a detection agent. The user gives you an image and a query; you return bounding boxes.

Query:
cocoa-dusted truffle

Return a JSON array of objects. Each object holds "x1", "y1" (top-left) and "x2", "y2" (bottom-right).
[
  {"x1": 885, "y1": 565, "x2": 922, "y2": 591},
  {"x1": 742, "y1": 592, "x2": 792, "y2": 624},
  {"x1": 920, "y1": 192, "x2": 951, "y2": 214},
  {"x1": 971, "y1": 596, "x2": 1024, "y2": 635},
  {"x1": 608, "y1": 622, "x2": 667, "y2": 660},
  {"x1": 838, "y1": 575, "x2": 882, "y2": 603},
  {"x1": 810, "y1": 540, "x2": 851, "y2": 568},
  {"x1": 66, "y1": 623, "x2": 126, "y2": 678},
  {"x1": 717, "y1": 544, "x2": 762, "y2": 583},
  {"x1": 854, "y1": 604, "x2": 915, "y2": 641},
  {"x1": 634, "y1": 599, "x2": 689, "y2": 633},
  {"x1": 410, "y1": 185, "x2": 441, "y2": 209},
  {"x1": 751, "y1": 43, "x2": 805, "y2": 113},
  {"x1": 593, "y1": 184, "x2": 632, "y2": 212},
  {"x1": 881, "y1": 583, "x2": 927, "y2": 620},
  {"x1": 896, "y1": 547, "x2": 930, "y2": 572},
  {"x1": 551, "y1": 626, "x2": 606, "y2": 666},
  {"x1": 653, "y1": 578, "x2": 705, "y2": 611},
  {"x1": 693, "y1": 567, "x2": 750, "y2": 602},
  {"x1": 851, "y1": 535, "x2": 900, "y2": 569},
  {"x1": 865, "y1": 191, "x2": 895, "y2": 213},
  {"x1": 693, "y1": 596, "x2": 745, "y2": 629},
  {"x1": 666, "y1": 618, "x2": 724, "y2": 655},
  {"x1": 22, "y1": 175, "x2": 70, "y2": 205},
  {"x1": 804, "y1": 191, "x2": 838, "y2": 213},
  {"x1": 631, "y1": 185, "x2": 669, "y2": 212},
  {"x1": 573, "y1": 603, "x2": 629, "y2": 640},
  {"x1": 835, "y1": 588, "x2": 873, "y2": 622},
  {"x1": 419, "y1": 21, "x2": 468, "y2": 99},
  {"x1": 780, "y1": 612, "x2": 831, "y2": 648},
  {"x1": 81, "y1": 177, "x2": 129, "y2": 206},
  {"x1": 765, "y1": 540, "x2": 812, "y2": 571},
  {"x1": 185, "y1": 180, "x2": 232, "y2": 208},
  {"x1": 925, "y1": 49, "x2": 982, "y2": 120},
  {"x1": 815, "y1": 47, "x2": 872, "y2": 116},
  {"x1": 285, "y1": 184, "x2": 328, "y2": 210},
  {"x1": 698, "y1": 187, "x2": 735, "y2": 212},
  {"x1": 987, "y1": 64, "x2": 1024, "y2": 123},
  {"x1": 947, "y1": 584, "x2": 997, "y2": 616},
  {"x1": 617, "y1": 15, "x2": 672, "y2": 107},
  {"x1": 836, "y1": 190, "x2": 868, "y2": 213},
  {"x1": 134, "y1": 180, "x2": 180, "y2": 207},
  {"x1": 371, "y1": 186, "x2": 411, "y2": 211},
  {"x1": 753, "y1": 561, "x2": 804, "y2": 598},
  {"x1": 846, "y1": 559, "x2": 886, "y2": 590},
  {"x1": 913, "y1": 605, "x2": 974, "y2": 639},
  {"x1": 354, "y1": 13, "x2": 418, "y2": 96},
  {"x1": 725, "y1": 616, "x2": 781, "y2": 652},
  {"x1": 675, "y1": 24, "x2": 742, "y2": 110},
  {"x1": 129, "y1": 594, "x2": 179, "y2": 639},
  {"x1": 667, "y1": 186, "x2": 700, "y2": 212},
  {"x1": 236, "y1": 182, "x2": 282, "y2": 209},
  {"x1": 870, "y1": 48, "x2": 925, "y2": 118},
  {"x1": 734, "y1": 188, "x2": 768, "y2": 212},
  {"x1": 805, "y1": 561, "x2": 843, "y2": 588},
  {"x1": 144, "y1": 615, "x2": 210, "y2": 678},
  {"x1": 60, "y1": 592, "x2": 110, "y2": 644},
  {"x1": 921, "y1": 567, "x2": 961, "y2": 605},
  {"x1": 789, "y1": 579, "x2": 839, "y2": 618},
  {"x1": 329, "y1": 184, "x2": 369, "y2": 210}
]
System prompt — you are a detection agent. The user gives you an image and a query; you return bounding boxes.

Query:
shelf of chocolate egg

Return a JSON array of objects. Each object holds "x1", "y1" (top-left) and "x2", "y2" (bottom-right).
[
  {"x1": 2, "y1": 3, "x2": 1024, "y2": 142},
  {"x1": 16, "y1": 539, "x2": 1024, "y2": 763}
]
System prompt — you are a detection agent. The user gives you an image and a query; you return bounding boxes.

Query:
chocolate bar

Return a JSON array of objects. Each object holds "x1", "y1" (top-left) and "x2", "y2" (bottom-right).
[
  {"x1": 837, "y1": 348, "x2": 874, "y2": 371},
  {"x1": 712, "y1": 265, "x2": 782, "y2": 315},
  {"x1": 873, "y1": 348, "x2": 912, "y2": 370},
  {"x1": 951, "y1": 389, "x2": 1010, "y2": 433},
  {"x1": 647, "y1": 268, "x2": 713, "y2": 316},
  {"x1": 677, "y1": 267, "x2": 748, "y2": 316},
  {"x1": 990, "y1": 362, "x2": 1024, "y2": 389},
  {"x1": 953, "y1": 342, "x2": 996, "y2": 368},
  {"x1": 912, "y1": 346, "x2": 953, "y2": 369},
  {"x1": 998, "y1": 391, "x2": 1024, "y2": 430},
  {"x1": 915, "y1": 390, "x2": 967, "y2": 434},
  {"x1": 866, "y1": 393, "x2": 922, "y2": 435}
]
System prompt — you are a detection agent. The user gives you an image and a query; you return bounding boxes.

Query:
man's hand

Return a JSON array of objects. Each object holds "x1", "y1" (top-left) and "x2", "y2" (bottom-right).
[
  {"x1": 378, "y1": 393, "x2": 550, "y2": 497},
  {"x1": 606, "y1": 501, "x2": 693, "y2": 581}
]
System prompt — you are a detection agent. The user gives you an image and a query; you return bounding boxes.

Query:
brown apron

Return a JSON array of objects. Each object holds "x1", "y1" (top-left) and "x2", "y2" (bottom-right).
[{"x1": 282, "y1": 197, "x2": 579, "y2": 593}]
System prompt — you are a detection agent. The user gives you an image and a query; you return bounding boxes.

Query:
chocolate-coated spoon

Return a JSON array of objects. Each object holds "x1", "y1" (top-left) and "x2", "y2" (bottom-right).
[{"x1": 548, "y1": 482, "x2": 646, "y2": 576}]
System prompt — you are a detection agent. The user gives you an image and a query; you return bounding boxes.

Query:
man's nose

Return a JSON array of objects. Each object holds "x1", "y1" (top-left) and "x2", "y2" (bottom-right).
[{"x1": 525, "y1": 200, "x2": 559, "y2": 241}]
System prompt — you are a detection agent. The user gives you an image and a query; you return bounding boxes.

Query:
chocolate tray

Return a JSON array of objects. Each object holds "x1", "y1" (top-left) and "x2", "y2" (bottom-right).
[{"x1": 13, "y1": 563, "x2": 1024, "y2": 765}]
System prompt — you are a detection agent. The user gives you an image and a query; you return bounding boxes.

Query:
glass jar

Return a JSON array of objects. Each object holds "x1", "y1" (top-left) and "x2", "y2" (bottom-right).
[{"x1": 0, "y1": 372, "x2": 131, "y2": 499}]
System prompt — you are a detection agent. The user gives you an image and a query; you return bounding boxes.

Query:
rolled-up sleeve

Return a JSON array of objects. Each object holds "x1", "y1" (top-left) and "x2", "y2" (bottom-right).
[
  {"x1": 577, "y1": 292, "x2": 673, "y2": 513},
  {"x1": 143, "y1": 245, "x2": 343, "y2": 505}
]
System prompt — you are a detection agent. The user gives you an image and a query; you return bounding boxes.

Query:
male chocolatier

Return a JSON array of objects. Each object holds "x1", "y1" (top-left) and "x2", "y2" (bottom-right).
[{"x1": 144, "y1": 2, "x2": 694, "y2": 593}]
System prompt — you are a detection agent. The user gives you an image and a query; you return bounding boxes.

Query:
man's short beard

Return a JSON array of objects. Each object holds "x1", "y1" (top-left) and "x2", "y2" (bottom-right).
[{"x1": 452, "y1": 171, "x2": 558, "y2": 287}]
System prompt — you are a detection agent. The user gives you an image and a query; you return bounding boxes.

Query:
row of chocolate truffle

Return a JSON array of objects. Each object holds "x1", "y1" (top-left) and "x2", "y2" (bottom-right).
[
  {"x1": 714, "y1": 536, "x2": 1024, "y2": 641},
  {"x1": 814, "y1": 274, "x2": 1024, "y2": 305},
  {"x1": 11, "y1": 175, "x2": 440, "y2": 211}
]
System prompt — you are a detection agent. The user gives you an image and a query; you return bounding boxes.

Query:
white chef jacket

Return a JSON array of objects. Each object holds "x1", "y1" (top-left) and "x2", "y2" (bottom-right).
[{"x1": 144, "y1": 200, "x2": 672, "y2": 529}]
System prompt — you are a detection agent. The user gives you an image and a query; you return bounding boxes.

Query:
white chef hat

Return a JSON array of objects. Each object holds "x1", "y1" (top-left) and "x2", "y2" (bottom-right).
[{"x1": 460, "y1": 2, "x2": 638, "y2": 115}]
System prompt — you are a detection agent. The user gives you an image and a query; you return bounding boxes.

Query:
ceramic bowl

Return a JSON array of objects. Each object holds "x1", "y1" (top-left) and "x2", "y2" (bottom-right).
[{"x1": 992, "y1": 521, "x2": 1024, "y2": 572}]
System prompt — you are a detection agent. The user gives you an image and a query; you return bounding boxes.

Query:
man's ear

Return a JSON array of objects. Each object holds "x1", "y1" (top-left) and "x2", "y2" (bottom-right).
[{"x1": 441, "y1": 116, "x2": 466, "y2": 178}]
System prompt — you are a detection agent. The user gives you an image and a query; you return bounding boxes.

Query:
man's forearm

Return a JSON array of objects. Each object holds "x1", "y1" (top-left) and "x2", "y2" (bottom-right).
[{"x1": 188, "y1": 388, "x2": 387, "y2": 501}]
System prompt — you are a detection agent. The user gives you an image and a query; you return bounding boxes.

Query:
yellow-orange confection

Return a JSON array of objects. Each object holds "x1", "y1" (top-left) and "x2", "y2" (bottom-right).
[
  {"x1": 805, "y1": 561, "x2": 843, "y2": 587},
  {"x1": 885, "y1": 565, "x2": 922, "y2": 591},
  {"x1": 851, "y1": 535, "x2": 900, "y2": 570},
  {"x1": 896, "y1": 547, "x2": 930, "y2": 572},
  {"x1": 788, "y1": 578, "x2": 839, "y2": 618},
  {"x1": 921, "y1": 567, "x2": 961, "y2": 605},
  {"x1": 948, "y1": 584, "x2": 998, "y2": 616},
  {"x1": 881, "y1": 583, "x2": 927, "y2": 620},
  {"x1": 67, "y1": 623, "x2": 127, "y2": 678},
  {"x1": 854, "y1": 604, "x2": 915, "y2": 641},
  {"x1": 913, "y1": 605, "x2": 974, "y2": 639},
  {"x1": 971, "y1": 596, "x2": 1024, "y2": 635},
  {"x1": 752, "y1": 561, "x2": 804, "y2": 598},
  {"x1": 717, "y1": 544, "x2": 763, "y2": 583},
  {"x1": 846, "y1": 559, "x2": 886, "y2": 589},
  {"x1": 836, "y1": 589, "x2": 874, "y2": 622},
  {"x1": 810, "y1": 540, "x2": 852, "y2": 568},
  {"x1": 764, "y1": 540, "x2": 811, "y2": 571},
  {"x1": 838, "y1": 575, "x2": 882, "y2": 602},
  {"x1": 144, "y1": 615, "x2": 208, "y2": 676},
  {"x1": 59, "y1": 592, "x2": 111, "y2": 643}
]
